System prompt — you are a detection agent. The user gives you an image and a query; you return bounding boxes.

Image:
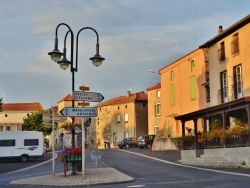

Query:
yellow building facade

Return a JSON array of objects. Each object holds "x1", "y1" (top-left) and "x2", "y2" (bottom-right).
[
  {"x1": 153, "y1": 49, "x2": 207, "y2": 150},
  {"x1": 147, "y1": 83, "x2": 161, "y2": 135}
]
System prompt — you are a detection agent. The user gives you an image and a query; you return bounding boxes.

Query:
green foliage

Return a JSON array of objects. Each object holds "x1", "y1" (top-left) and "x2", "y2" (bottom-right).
[
  {"x1": 102, "y1": 123, "x2": 111, "y2": 141},
  {"x1": 210, "y1": 119, "x2": 221, "y2": 129},
  {"x1": 22, "y1": 111, "x2": 52, "y2": 136},
  {"x1": 241, "y1": 161, "x2": 246, "y2": 166},
  {"x1": 176, "y1": 135, "x2": 194, "y2": 142},
  {"x1": 202, "y1": 118, "x2": 248, "y2": 141},
  {"x1": 61, "y1": 122, "x2": 82, "y2": 130}
]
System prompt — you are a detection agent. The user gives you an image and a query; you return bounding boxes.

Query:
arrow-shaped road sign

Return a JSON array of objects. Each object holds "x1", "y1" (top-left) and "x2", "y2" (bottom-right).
[
  {"x1": 73, "y1": 91, "x2": 104, "y2": 102},
  {"x1": 60, "y1": 107, "x2": 98, "y2": 117}
]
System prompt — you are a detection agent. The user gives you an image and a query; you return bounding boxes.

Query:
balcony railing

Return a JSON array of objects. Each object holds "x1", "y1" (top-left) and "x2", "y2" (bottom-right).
[
  {"x1": 231, "y1": 81, "x2": 243, "y2": 99},
  {"x1": 180, "y1": 134, "x2": 249, "y2": 150},
  {"x1": 217, "y1": 87, "x2": 228, "y2": 104}
]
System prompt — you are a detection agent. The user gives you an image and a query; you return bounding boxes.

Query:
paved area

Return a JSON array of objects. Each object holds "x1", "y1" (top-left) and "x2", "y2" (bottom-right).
[{"x1": 10, "y1": 167, "x2": 134, "y2": 187}]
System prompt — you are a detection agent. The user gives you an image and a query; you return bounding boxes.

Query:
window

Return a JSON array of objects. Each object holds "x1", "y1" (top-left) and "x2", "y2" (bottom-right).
[
  {"x1": 125, "y1": 105, "x2": 127, "y2": 109},
  {"x1": 220, "y1": 71, "x2": 228, "y2": 103},
  {"x1": 5, "y1": 126, "x2": 11, "y2": 131},
  {"x1": 0, "y1": 126, "x2": 3, "y2": 131},
  {"x1": 113, "y1": 133, "x2": 117, "y2": 142},
  {"x1": 17, "y1": 125, "x2": 22, "y2": 131},
  {"x1": 170, "y1": 70, "x2": 174, "y2": 81},
  {"x1": 0, "y1": 139, "x2": 15, "y2": 147},
  {"x1": 218, "y1": 41, "x2": 225, "y2": 61},
  {"x1": 116, "y1": 114, "x2": 121, "y2": 124},
  {"x1": 231, "y1": 33, "x2": 239, "y2": 55},
  {"x1": 24, "y1": 139, "x2": 39, "y2": 146},
  {"x1": 155, "y1": 103, "x2": 161, "y2": 115},
  {"x1": 190, "y1": 75, "x2": 197, "y2": 99},
  {"x1": 170, "y1": 84, "x2": 175, "y2": 106},
  {"x1": 124, "y1": 131, "x2": 129, "y2": 138},
  {"x1": 156, "y1": 90, "x2": 160, "y2": 98},
  {"x1": 124, "y1": 113, "x2": 128, "y2": 123},
  {"x1": 5, "y1": 114, "x2": 7, "y2": 117},
  {"x1": 190, "y1": 60, "x2": 195, "y2": 72},
  {"x1": 154, "y1": 126, "x2": 159, "y2": 135},
  {"x1": 118, "y1": 106, "x2": 120, "y2": 110},
  {"x1": 233, "y1": 65, "x2": 243, "y2": 99}
]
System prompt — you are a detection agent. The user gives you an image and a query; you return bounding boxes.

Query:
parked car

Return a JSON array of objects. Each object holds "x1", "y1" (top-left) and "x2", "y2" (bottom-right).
[
  {"x1": 117, "y1": 137, "x2": 138, "y2": 149},
  {"x1": 137, "y1": 135, "x2": 155, "y2": 149}
]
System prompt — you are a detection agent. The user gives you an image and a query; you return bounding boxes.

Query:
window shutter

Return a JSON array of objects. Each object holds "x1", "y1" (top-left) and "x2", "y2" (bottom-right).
[{"x1": 190, "y1": 76, "x2": 197, "y2": 99}]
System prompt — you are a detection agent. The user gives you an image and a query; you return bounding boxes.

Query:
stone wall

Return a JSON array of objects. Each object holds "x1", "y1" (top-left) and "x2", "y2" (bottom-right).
[{"x1": 180, "y1": 147, "x2": 250, "y2": 167}]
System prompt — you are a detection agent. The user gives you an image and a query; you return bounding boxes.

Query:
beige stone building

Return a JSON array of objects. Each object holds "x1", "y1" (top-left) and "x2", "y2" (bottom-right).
[
  {"x1": 0, "y1": 102, "x2": 44, "y2": 132},
  {"x1": 95, "y1": 91, "x2": 148, "y2": 149},
  {"x1": 147, "y1": 83, "x2": 161, "y2": 135}
]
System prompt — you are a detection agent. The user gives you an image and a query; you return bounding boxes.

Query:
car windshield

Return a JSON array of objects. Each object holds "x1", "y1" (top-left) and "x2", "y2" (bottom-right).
[{"x1": 138, "y1": 136, "x2": 144, "y2": 141}]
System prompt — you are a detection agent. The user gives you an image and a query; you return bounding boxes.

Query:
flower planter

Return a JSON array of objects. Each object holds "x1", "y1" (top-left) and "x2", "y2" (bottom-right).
[{"x1": 76, "y1": 162, "x2": 82, "y2": 172}]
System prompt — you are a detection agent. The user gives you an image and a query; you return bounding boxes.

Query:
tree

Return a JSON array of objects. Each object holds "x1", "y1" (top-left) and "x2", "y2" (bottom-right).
[
  {"x1": 102, "y1": 123, "x2": 111, "y2": 142},
  {"x1": 22, "y1": 111, "x2": 52, "y2": 136}
]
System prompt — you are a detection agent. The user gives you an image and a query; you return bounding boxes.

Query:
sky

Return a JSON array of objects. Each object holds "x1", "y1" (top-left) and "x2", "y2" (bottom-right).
[{"x1": 0, "y1": 0, "x2": 250, "y2": 109}]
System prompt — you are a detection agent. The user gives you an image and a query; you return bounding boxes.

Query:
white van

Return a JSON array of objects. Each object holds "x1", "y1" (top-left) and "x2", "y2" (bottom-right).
[{"x1": 0, "y1": 131, "x2": 44, "y2": 162}]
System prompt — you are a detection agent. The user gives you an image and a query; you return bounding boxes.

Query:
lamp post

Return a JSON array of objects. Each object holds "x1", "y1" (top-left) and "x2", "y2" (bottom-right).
[{"x1": 48, "y1": 23, "x2": 105, "y2": 175}]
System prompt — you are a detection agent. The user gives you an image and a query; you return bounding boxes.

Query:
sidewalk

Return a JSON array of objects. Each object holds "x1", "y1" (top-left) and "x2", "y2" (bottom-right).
[
  {"x1": 10, "y1": 167, "x2": 134, "y2": 187},
  {"x1": 10, "y1": 149, "x2": 134, "y2": 187}
]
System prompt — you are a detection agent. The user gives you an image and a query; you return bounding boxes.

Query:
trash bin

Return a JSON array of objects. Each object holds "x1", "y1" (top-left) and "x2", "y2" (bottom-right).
[{"x1": 104, "y1": 142, "x2": 110, "y2": 149}]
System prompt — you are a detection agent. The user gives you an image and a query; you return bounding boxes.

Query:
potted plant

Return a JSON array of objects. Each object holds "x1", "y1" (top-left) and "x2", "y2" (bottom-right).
[
  {"x1": 61, "y1": 122, "x2": 82, "y2": 134},
  {"x1": 56, "y1": 149, "x2": 67, "y2": 163}
]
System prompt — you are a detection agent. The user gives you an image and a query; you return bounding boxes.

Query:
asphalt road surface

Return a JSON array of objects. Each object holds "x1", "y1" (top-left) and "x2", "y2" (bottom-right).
[
  {"x1": 0, "y1": 152, "x2": 52, "y2": 174},
  {"x1": 1, "y1": 149, "x2": 250, "y2": 188}
]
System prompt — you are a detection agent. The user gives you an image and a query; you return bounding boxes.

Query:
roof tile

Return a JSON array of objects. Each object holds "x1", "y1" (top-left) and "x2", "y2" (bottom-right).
[
  {"x1": 2, "y1": 102, "x2": 44, "y2": 111},
  {"x1": 96, "y1": 92, "x2": 147, "y2": 107}
]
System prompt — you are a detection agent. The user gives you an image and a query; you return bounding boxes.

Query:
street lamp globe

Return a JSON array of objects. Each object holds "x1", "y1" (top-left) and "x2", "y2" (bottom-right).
[
  {"x1": 57, "y1": 60, "x2": 71, "y2": 70},
  {"x1": 48, "y1": 49, "x2": 64, "y2": 62},
  {"x1": 90, "y1": 54, "x2": 105, "y2": 67}
]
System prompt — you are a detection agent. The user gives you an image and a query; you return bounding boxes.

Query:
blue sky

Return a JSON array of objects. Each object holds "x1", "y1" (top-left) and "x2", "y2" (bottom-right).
[{"x1": 0, "y1": 0, "x2": 250, "y2": 109}]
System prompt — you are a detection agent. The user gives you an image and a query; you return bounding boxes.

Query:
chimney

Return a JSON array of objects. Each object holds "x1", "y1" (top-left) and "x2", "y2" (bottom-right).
[
  {"x1": 218, "y1": 26, "x2": 223, "y2": 34},
  {"x1": 126, "y1": 91, "x2": 131, "y2": 97}
]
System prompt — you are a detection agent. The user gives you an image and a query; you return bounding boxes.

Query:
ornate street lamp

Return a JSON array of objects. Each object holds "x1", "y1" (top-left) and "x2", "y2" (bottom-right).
[{"x1": 48, "y1": 23, "x2": 105, "y2": 175}]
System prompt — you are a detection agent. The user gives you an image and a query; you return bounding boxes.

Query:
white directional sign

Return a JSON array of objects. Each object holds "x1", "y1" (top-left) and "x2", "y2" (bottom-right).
[
  {"x1": 60, "y1": 107, "x2": 98, "y2": 117},
  {"x1": 73, "y1": 91, "x2": 104, "y2": 102}
]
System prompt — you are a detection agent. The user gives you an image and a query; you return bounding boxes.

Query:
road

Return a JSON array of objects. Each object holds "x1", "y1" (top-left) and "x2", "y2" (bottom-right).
[
  {"x1": 0, "y1": 152, "x2": 52, "y2": 174},
  {"x1": 1, "y1": 148, "x2": 250, "y2": 187}
]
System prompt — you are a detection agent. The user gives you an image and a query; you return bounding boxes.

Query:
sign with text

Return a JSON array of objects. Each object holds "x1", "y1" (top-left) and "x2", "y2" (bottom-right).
[
  {"x1": 78, "y1": 102, "x2": 90, "y2": 106},
  {"x1": 79, "y1": 85, "x2": 90, "y2": 91},
  {"x1": 60, "y1": 107, "x2": 98, "y2": 117},
  {"x1": 73, "y1": 91, "x2": 104, "y2": 102}
]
